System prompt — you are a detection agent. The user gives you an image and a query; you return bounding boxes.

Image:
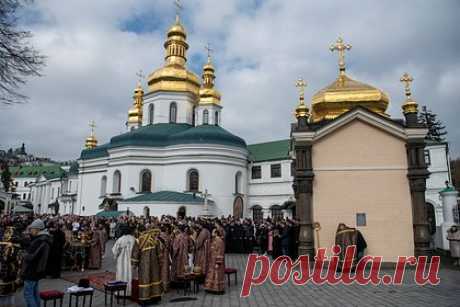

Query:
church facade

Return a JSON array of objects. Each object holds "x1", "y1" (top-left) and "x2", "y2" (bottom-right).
[
  {"x1": 77, "y1": 16, "x2": 249, "y2": 218},
  {"x1": 19, "y1": 12, "x2": 443, "y2": 261}
]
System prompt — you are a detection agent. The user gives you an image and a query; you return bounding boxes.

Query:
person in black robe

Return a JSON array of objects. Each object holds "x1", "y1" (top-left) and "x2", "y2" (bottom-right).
[
  {"x1": 46, "y1": 222, "x2": 66, "y2": 278},
  {"x1": 272, "y1": 225, "x2": 282, "y2": 259}
]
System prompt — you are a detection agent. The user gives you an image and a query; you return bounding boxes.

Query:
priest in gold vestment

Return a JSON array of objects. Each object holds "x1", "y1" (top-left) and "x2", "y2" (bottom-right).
[
  {"x1": 131, "y1": 229, "x2": 163, "y2": 302},
  {"x1": 204, "y1": 228, "x2": 225, "y2": 294}
]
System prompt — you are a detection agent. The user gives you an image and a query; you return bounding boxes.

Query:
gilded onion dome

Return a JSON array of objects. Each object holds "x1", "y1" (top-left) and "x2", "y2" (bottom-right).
[
  {"x1": 310, "y1": 37, "x2": 389, "y2": 123},
  {"x1": 84, "y1": 121, "x2": 98, "y2": 149},
  {"x1": 199, "y1": 55, "x2": 221, "y2": 105},
  {"x1": 127, "y1": 82, "x2": 144, "y2": 125},
  {"x1": 147, "y1": 16, "x2": 201, "y2": 98}
]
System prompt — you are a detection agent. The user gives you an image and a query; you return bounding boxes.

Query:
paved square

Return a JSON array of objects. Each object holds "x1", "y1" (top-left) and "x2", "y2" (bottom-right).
[{"x1": 14, "y1": 241, "x2": 460, "y2": 306}]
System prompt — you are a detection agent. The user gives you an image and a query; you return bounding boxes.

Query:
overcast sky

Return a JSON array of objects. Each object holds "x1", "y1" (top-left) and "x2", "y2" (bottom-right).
[{"x1": 1, "y1": 0, "x2": 459, "y2": 161}]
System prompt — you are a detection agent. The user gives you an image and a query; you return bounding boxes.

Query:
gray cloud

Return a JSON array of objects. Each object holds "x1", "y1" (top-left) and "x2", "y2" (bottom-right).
[{"x1": 1, "y1": 0, "x2": 459, "y2": 160}]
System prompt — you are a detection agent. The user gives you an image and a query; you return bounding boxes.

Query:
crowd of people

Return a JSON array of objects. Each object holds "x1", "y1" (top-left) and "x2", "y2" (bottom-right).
[{"x1": 0, "y1": 214, "x2": 302, "y2": 306}]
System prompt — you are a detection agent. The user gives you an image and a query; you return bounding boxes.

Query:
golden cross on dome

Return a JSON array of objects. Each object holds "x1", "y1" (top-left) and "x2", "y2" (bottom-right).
[
  {"x1": 205, "y1": 42, "x2": 213, "y2": 61},
  {"x1": 174, "y1": 0, "x2": 183, "y2": 21},
  {"x1": 89, "y1": 120, "x2": 96, "y2": 136},
  {"x1": 295, "y1": 77, "x2": 307, "y2": 99},
  {"x1": 330, "y1": 37, "x2": 352, "y2": 74},
  {"x1": 400, "y1": 72, "x2": 413, "y2": 99}
]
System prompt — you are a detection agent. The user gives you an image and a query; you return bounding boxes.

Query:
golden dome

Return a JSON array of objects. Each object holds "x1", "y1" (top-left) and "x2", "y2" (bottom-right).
[
  {"x1": 84, "y1": 120, "x2": 98, "y2": 149},
  {"x1": 311, "y1": 73, "x2": 389, "y2": 122},
  {"x1": 127, "y1": 82, "x2": 144, "y2": 125},
  {"x1": 199, "y1": 56, "x2": 221, "y2": 105},
  {"x1": 147, "y1": 17, "x2": 200, "y2": 98}
]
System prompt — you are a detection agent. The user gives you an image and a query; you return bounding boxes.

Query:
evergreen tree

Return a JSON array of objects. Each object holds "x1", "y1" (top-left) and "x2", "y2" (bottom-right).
[
  {"x1": 0, "y1": 161, "x2": 12, "y2": 192},
  {"x1": 419, "y1": 106, "x2": 447, "y2": 142}
]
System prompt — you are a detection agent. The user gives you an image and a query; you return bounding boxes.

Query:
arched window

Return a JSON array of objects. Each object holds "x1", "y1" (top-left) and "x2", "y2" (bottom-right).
[
  {"x1": 169, "y1": 102, "x2": 177, "y2": 123},
  {"x1": 140, "y1": 170, "x2": 152, "y2": 193},
  {"x1": 235, "y1": 171, "x2": 242, "y2": 194},
  {"x1": 215, "y1": 111, "x2": 219, "y2": 126},
  {"x1": 203, "y1": 109, "x2": 209, "y2": 125},
  {"x1": 100, "y1": 176, "x2": 107, "y2": 196},
  {"x1": 188, "y1": 169, "x2": 199, "y2": 192},
  {"x1": 113, "y1": 170, "x2": 121, "y2": 194},
  {"x1": 148, "y1": 104, "x2": 154, "y2": 124}
]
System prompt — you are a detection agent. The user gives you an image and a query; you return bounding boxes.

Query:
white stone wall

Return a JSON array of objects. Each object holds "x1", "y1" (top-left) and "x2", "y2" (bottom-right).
[
  {"x1": 425, "y1": 143, "x2": 452, "y2": 226},
  {"x1": 142, "y1": 91, "x2": 196, "y2": 125},
  {"x1": 195, "y1": 104, "x2": 222, "y2": 126},
  {"x1": 247, "y1": 159, "x2": 294, "y2": 218},
  {"x1": 30, "y1": 177, "x2": 62, "y2": 214},
  {"x1": 78, "y1": 144, "x2": 248, "y2": 216},
  {"x1": 12, "y1": 177, "x2": 35, "y2": 201}
]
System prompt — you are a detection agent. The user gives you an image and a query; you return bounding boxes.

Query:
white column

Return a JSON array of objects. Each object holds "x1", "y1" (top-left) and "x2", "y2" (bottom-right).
[{"x1": 440, "y1": 188, "x2": 459, "y2": 250}]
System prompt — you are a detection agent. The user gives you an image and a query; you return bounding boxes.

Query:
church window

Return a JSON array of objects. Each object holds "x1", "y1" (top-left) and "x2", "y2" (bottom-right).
[
  {"x1": 140, "y1": 170, "x2": 152, "y2": 193},
  {"x1": 113, "y1": 170, "x2": 121, "y2": 194},
  {"x1": 169, "y1": 102, "x2": 177, "y2": 123},
  {"x1": 251, "y1": 166, "x2": 261, "y2": 179},
  {"x1": 100, "y1": 176, "x2": 107, "y2": 196},
  {"x1": 188, "y1": 169, "x2": 199, "y2": 192},
  {"x1": 203, "y1": 109, "x2": 209, "y2": 125},
  {"x1": 148, "y1": 104, "x2": 154, "y2": 124},
  {"x1": 270, "y1": 164, "x2": 281, "y2": 178},
  {"x1": 235, "y1": 171, "x2": 242, "y2": 194},
  {"x1": 424, "y1": 150, "x2": 431, "y2": 166},
  {"x1": 356, "y1": 213, "x2": 367, "y2": 226},
  {"x1": 215, "y1": 111, "x2": 219, "y2": 126}
]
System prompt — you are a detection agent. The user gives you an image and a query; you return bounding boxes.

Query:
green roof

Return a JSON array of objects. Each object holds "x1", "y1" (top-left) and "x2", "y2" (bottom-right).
[
  {"x1": 80, "y1": 123, "x2": 246, "y2": 160},
  {"x1": 248, "y1": 139, "x2": 290, "y2": 162},
  {"x1": 440, "y1": 186, "x2": 457, "y2": 193},
  {"x1": 8, "y1": 165, "x2": 65, "y2": 179},
  {"x1": 123, "y1": 190, "x2": 212, "y2": 204}
]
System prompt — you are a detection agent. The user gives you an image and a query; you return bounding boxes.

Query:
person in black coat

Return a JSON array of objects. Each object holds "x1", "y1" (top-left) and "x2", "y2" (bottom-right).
[
  {"x1": 22, "y1": 219, "x2": 52, "y2": 307},
  {"x1": 46, "y1": 222, "x2": 66, "y2": 278}
]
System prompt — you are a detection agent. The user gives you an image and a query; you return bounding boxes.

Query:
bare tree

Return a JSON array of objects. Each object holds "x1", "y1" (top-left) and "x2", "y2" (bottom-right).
[{"x1": 0, "y1": 0, "x2": 45, "y2": 104}]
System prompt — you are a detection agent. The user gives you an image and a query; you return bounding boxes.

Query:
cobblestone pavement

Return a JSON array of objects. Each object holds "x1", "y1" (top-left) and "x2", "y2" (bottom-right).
[{"x1": 15, "y1": 241, "x2": 460, "y2": 306}]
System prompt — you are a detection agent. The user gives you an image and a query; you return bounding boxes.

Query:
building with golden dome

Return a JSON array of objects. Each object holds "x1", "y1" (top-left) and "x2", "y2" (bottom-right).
[
  {"x1": 291, "y1": 37, "x2": 432, "y2": 262},
  {"x1": 56, "y1": 6, "x2": 439, "y2": 263}
]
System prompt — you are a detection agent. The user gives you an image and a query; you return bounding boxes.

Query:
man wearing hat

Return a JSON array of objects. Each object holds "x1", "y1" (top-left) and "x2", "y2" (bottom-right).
[{"x1": 21, "y1": 219, "x2": 52, "y2": 307}]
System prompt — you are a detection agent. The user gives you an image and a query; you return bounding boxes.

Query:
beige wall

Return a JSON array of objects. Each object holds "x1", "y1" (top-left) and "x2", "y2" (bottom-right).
[{"x1": 312, "y1": 120, "x2": 414, "y2": 262}]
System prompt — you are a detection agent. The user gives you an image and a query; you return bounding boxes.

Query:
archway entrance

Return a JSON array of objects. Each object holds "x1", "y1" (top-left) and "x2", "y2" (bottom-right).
[
  {"x1": 233, "y1": 196, "x2": 243, "y2": 219},
  {"x1": 177, "y1": 206, "x2": 186, "y2": 219}
]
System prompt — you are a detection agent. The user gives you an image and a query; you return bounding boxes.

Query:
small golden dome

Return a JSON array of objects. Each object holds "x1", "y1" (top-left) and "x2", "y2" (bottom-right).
[
  {"x1": 199, "y1": 56, "x2": 221, "y2": 105},
  {"x1": 311, "y1": 74, "x2": 389, "y2": 122},
  {"x1": 128, "y1": 82, "x2": 144, "y2": 125},
  {"x1": 167, "y1": 19, "x2": 186, "y2": 38},
  {"x1": 84, "y1": 120, "x2": 98, "y2": 149},
  {"x1": 147, "y1": 17, "x2": 200, "y2": 98}
]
